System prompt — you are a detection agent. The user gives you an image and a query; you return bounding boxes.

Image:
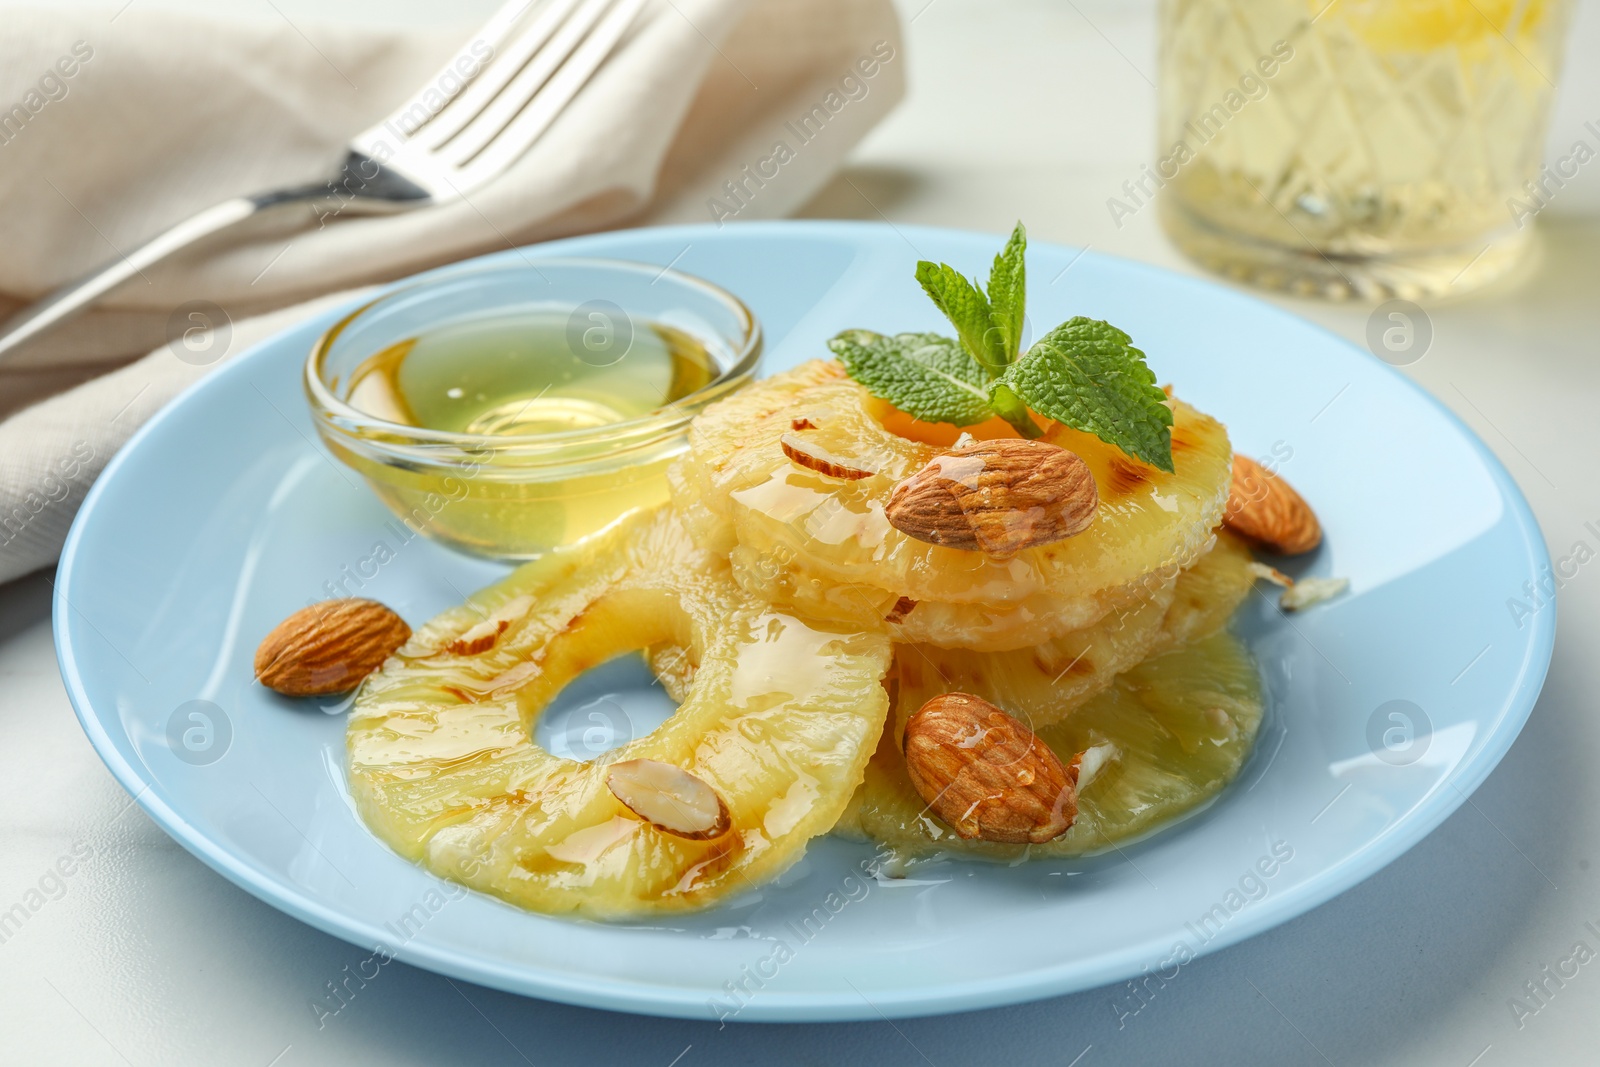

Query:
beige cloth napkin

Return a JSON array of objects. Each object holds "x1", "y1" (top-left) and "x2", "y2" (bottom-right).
[{"x1": 0, "y1": 0, "x2": 904, "y2": 584}]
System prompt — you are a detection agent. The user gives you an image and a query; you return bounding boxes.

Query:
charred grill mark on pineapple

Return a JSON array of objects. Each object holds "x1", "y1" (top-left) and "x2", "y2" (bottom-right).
[
  {"x1": 1106, "y1": 456, "x2": 1150, "y2": 495},
  {"x1": 669, "y1": 836, "x2": 742, "y2": 897},
  {"x1": 348, "y1": 508, "x2": 892, "y2": 918}
]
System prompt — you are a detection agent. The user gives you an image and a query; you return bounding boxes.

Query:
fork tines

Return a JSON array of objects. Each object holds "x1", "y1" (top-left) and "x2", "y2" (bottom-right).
[{"x1": 354, "y1": 0, "x2": 650, "y2": 196}]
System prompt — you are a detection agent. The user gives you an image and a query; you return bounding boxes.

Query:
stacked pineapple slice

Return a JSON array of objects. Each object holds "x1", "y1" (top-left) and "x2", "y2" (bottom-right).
[
  {"x1": 840, "y1": 631, "x2": 1264, "y2": 861},
  {"x1": 671, "y1": 360, "x2": 1234, "y2": 651},
  {"x1": 671, "y1": 360, "x2": 1264, "y2": 863}
]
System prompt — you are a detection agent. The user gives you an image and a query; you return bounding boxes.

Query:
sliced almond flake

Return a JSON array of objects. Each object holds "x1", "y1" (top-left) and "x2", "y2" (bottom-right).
[
  {"x1": 884, "y1": 596, "x2": 917, "y2": 624},
  {"x1": 779, "y1": 433, "x2": 876, "y2": 480},
  {"x1": 450, "y1": 618, "x2": 509, "y2": 656},
  {"x1": 1280, "y1": 575, "x2": 1349, "y2": 612},
  {"x1": 1247, "y1": 561, "x2": 1294, "y2": 588},
  {"x1": 606, "y1": 759, "x2": 732, "y2": 840},
  {"x1": 1070, "y1": 742, "x2": 1118, "y2": 792},
  {"x1": 446, "y1": 595, "x2": 534, "y2": 656}
]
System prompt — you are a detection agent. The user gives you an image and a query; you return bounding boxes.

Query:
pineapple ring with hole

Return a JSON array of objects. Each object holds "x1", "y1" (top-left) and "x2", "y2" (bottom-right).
[
  {"x1": 670, "y1": 360, "x2": 1233, "y2": 650},
  {"x1": 892, "y1": 531, "x2": 1257, "y2": 734},
  {"x1": 347, "y1": 507, "x2": 892, "y2": 919}
]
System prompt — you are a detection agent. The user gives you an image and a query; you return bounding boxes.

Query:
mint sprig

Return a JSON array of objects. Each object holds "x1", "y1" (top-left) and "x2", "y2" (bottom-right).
[
  {"x1": 998, "y1": 319, "x2": 1172, "y2": 471},
  {"x1": 829, "y1": 222, "x2": 1174, "y2": 472}
]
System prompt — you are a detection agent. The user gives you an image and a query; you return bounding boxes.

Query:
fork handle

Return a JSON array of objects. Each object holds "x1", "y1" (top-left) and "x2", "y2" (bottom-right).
[
  {"x1": 0, "y1": 196, "x2": 277, "y2": 364},
  {"x1": 0, "y1": 169, "x2": 392, "y2": 366}
]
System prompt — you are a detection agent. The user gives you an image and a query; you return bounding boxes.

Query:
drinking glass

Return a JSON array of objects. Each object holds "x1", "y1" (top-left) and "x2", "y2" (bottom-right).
[{"x1": 1157, "y1": 0, "x2": 1572, "y2": 299}]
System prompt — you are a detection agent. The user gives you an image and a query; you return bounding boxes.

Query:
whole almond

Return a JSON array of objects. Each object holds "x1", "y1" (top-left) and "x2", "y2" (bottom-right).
[
  {"x1": 903, "y1": 692, "x2": 1076, "y2": 843},
  {"x1": 885, "y1": 439, "x2": 1097, "y2": 554},
  {"x1": 1224, "y1": 454, "x2": 1321, "y2": 555},
  {"x1": 606, "y1": 759, "x2": 732, "y2": 840},
  {"x1": 254, "y1": 599, "x2": 411, "y2": 697}
]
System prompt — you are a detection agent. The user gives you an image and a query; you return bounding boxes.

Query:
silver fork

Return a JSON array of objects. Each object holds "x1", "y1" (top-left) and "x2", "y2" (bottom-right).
[{"x1": 0, "y1": 0, "x2": 649, "y2": 363}]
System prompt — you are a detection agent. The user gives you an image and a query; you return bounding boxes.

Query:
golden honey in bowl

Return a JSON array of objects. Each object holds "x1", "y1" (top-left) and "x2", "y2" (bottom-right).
[
  {"x1": 323, "y1": 310, "x2": 723, "y2": 558},
  {"x1": 307, "y1": 260, "x2": 760, "y2": 562},
  {"x1": 343, "y1": 310, "x2": 718, "y2": 436}
]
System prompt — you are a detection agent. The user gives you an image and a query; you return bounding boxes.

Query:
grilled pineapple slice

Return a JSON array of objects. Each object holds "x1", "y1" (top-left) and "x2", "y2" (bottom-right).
[
  {"x1": 892, "y1": 530, "x2": 1255, "y2": 733},
  {"x1": 672, "y1": 360, "x2": 1232, "y2": 649},
  {"x1": 723, "y1": 541, "x2": 1169, "y2": 652},
  {"x1": 839, "y1": 630, "x2": 1263, "y2": 862},
  {"x1": 347, "y1": 507, "x2": 891, "y2": 918},
  {"x1": 1153, "y1": 529, "x2": 1261, "y2": 650}
]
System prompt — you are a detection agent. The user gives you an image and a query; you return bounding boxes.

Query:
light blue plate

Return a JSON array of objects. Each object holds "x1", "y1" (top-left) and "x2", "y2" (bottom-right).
[{"x1": 54, "y1": 222, "x2": 1554, "y2": 1022}]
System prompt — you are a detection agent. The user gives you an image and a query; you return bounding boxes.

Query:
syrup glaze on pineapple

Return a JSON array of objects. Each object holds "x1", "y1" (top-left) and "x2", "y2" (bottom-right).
[
  {"x1": 840, "y1": 631, "x2": 1264, "y2": 863},
  {"x1": 348, "y1": 509, "x2": 891, "y2": 919},
  {"x1": 670, "y1": 360, "x2": 1233, "y2": 649},
  {"x1": 891, "y1": 531, "x2": 1256, "y2": 734}
]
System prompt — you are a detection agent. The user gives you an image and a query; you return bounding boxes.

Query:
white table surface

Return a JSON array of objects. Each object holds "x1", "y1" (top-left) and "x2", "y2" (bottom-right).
[{"x1": 4, "y1": 1, "x2": 1599, "y2": 1064}]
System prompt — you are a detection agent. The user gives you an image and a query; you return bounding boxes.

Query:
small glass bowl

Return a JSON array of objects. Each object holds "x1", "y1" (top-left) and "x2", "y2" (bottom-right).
[{"x1": 305, "y1": 258, "x2": 761, "y2": 559}]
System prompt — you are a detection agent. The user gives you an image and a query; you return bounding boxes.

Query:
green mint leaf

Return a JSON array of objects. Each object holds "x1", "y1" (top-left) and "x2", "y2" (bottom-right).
[
  {"x1": 828, "y1": 330, "x2": 996, "y2": 426},
  {"x1": 914, "y1": 261, "x2": 1007, "y2": 374},
  {"x1": 985, "y1": 382, "x2": 1043, "y2": 439},
  {"x1": 985, "y1": 222, "x2": 1027, "y2": 365},
  {"x1": 997, "y1": 317, "x2": 1174, "y2": 471}
]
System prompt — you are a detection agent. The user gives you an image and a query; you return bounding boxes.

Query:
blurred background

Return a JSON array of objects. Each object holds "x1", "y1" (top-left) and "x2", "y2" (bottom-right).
[{"x1": 14, "y1": 0, "x2": 1596, "y2": 232}]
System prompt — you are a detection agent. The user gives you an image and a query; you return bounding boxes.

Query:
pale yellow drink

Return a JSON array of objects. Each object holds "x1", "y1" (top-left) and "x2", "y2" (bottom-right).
[{"x1": 1157, "y1": 0, "x2": 1571, "y2": 298}]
